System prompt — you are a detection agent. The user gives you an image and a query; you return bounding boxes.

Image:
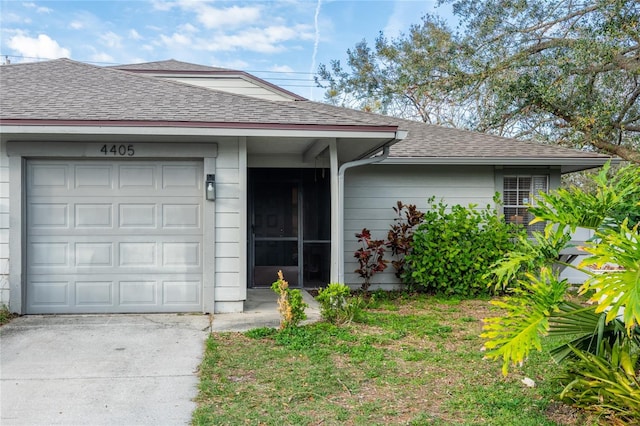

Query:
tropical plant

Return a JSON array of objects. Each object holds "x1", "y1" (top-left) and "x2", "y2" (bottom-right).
[
  {"x1": 386, "y1": 201, "x2": 425, "y2": 278},
  {"x1": 271, "y1": 270, "x2": 307, "y2": 329},
  {"x1": 482, "y1": 162, "x2": 640, "y2": 419},
  {"x1": 354, "y1": 228, "x2": 388, "y2": 291},
  {"x1": 482, "y1": 267, "x2": 570, "y2": 374},
  {"x1": 559, "y1": 339, "x2": 640, "y2": 422}
]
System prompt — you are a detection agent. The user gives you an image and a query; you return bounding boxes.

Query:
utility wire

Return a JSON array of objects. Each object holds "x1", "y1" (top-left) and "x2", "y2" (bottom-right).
[{"x1": 0, "y1": 54, "x2": 329, "y2": 89}]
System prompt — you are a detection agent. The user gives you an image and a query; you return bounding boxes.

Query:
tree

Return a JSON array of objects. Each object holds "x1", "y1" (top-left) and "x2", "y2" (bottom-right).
[{"x1": 316, "y1": 0, "x2": 640, "y2": 163}]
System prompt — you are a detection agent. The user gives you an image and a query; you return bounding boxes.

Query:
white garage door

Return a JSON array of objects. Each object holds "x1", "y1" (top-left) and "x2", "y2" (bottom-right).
[{"x1": 26, "y1": 160, "x2": 204, "y2": 314}]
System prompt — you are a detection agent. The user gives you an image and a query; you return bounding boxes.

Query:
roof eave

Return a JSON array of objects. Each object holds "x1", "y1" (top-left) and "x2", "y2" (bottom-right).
[
  {"x1": 0, "y1": 121, "x2": 398, "y2": 140},
  {"x1": 382, "y1": 156, "x2": 615, "y2": 173}
]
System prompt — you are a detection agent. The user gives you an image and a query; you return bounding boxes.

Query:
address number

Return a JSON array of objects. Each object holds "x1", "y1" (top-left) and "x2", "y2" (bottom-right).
[{"x1": 100, "y1": 144, "x2": 135, "y2": 156}]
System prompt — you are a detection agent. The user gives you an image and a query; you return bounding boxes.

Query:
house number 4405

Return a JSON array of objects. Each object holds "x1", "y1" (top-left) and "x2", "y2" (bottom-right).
[{"x1": 100, "y1": 144, "x2": 135, "y2": 156}]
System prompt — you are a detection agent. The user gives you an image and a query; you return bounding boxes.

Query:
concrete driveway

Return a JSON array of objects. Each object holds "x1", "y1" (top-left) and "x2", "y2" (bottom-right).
[
  {"x1": 0, "y1": 290, "x2": 321, "y2": 425},
  {"x1": 0, "y1": 314, "x2": 210, "y2": 426}
]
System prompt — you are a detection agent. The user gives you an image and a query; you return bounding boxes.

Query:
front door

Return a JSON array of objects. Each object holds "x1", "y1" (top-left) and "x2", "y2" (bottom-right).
[{"x1": 249, "y1": 169, "x2": 330, "y2": 288}]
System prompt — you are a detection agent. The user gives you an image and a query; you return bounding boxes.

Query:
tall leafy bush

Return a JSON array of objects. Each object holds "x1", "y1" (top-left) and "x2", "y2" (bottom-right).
[{"x1": 402, "y1": 197, "x2": 524, "y2": 296}]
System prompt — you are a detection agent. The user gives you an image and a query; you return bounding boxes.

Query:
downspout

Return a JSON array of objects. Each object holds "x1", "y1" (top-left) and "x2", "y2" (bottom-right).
[{"x1": 337, "y1": 130, "x2": 407, "y2": 284}]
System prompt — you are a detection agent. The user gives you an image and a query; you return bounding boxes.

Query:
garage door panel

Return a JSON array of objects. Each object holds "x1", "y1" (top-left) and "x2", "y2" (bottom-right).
[
  {"x1": 120, "y1": 204, "x2": 157, "y2": 227},
  {"x1": 163, "y1": 281, "x2": 200, "y2": 304},
  {"x1": 29, "y1": 203, "x2": 69, "y2": 228},
  {"x1": 76, "y1": 281, "x2": 114, "y2": 306},
  {"x1": 29, "y1": 280, "x2": 70, "y2": 307},
  {"x1": 163, "y1": 204, "x2": 200, "y2": 228},
  {"x1": 30, "y1": 164, "x2": 68, "y2": 189},
  {"x1": 30, "y1": 242, "x2": 69, "y2": 267},
  {"x1": 119, "y1": 165, "x2": 156, "y2": 189},
  {"x1": 75, "y1": 243, "x2": 113, "y2": 267},
  {"x1": 75, "y1": 203, "x2": 113, "y2": 228},
  {"x1": 75, "y1": 165, "x2": 113, "y2": 188},
  {"x1": 161, "y1": 164, "x2": 202, "y2": 189},
  {"x1": 26, "y1": 160, "x2": 204, "y2": 314}
]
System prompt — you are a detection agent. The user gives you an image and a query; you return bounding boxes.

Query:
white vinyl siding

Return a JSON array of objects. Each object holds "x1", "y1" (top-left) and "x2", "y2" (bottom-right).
[
  {"x1": 503, "y1": 175, "x2": 548, "y2": 234},
  {"x1": 343, "y1": 164, "x2": 497, "y2": 289},
  {"x1": 213, "y1": 140, "x2": 245, "y2": 307},
  {"x1": 0, "y1": 140, "x2": 8, "y2": 305}
]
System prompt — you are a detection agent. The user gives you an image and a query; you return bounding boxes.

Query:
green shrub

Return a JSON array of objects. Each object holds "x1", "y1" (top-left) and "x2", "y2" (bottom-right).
[
  {"x1": 402, "y1": 197, "x2": 525, "y2": 296},
  {"x1": 316, "y1": 283, "x2": 364, "y2": 325},
  {"x1": 271, "y1": 270, "x2": 307, "y2": 329}
]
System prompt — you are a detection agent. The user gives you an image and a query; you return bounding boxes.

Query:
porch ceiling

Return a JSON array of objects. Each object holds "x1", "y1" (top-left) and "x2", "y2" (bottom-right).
[{"x1": 246, "y1": 135, "x2": 399, "y2": 164}]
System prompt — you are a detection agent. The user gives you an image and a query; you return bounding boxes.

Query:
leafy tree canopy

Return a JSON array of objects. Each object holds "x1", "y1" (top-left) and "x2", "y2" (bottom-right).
[{"x1": 316, "y1": 0, "x2": 640, "y2": 163}]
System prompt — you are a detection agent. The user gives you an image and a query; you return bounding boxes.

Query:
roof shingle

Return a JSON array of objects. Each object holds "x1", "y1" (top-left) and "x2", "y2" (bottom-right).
[
  {"x1": 0, "y1": 59, "x2": 390, "y2": 129},
  {"x1": 0, "y1": 58, "x2": 611, "y2": 165}
]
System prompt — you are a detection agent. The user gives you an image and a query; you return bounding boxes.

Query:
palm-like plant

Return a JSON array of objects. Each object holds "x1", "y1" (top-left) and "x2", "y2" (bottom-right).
[{"x1": 482, "y1": 162, "x2": 640, "y2": 419}]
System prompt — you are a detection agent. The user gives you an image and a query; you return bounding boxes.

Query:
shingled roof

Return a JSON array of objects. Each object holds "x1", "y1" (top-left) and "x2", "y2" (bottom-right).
[
  {"x1": 0, "y1": 58, "x2": 612, "y2": 171},
  {"x1": 110, "y1": 59, "x2": 307, "y2": 101},
  {"x1": 293, "y1": 101, "x2": 611, "y2": 166},
  {"x1": 0, "y1": 59, "x2": 390, "y2": 131},
  {"x1": 110, "y1": 59, "x2": 232, "y2": 72}
]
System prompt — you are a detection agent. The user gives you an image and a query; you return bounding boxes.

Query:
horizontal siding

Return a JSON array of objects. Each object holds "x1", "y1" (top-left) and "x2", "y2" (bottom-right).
[
  {"x1": 343, "y1": 164, "x2": 496, "y2": 288},
  {"x1": 214, "y1": 141, "x2": 242, "y2": 301},
  {"x1": 168, "y1": 77, "x2": 293, "y2": 101},
  {"x1": 0, "y1": 140, "x2": 8, "y2": 305}
]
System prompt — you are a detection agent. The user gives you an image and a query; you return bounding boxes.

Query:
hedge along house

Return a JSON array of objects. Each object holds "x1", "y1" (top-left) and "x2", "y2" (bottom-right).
[{"x1": 0, "y1": 59, "x2": 610, "y2": 315}]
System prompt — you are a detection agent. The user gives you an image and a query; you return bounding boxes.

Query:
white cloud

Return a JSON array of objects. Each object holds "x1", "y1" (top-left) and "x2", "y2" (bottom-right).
[
  {"x1": 192, "y1": 4, "x2": 261, "y2": 29},
  {"x1": 7, "y1": 33, "x2": 71, "y2": 59},
  {"x1": 90, "y1": 52, "x2": 114, "y2": 63},
  {"x1": 69, "y1": 21, "x2": 84, "y2": 30},
  {"x1": 2, "y1": 12, "x2": 27, "y2": 24},
  {"x1": 23, "y1": 2, "x2": 52, "y2": 13},
  {"x1": 150, "y1": 0, "x2": 175, "y2": 12},
  {"x1": 204, "y1": 24, "x2": 313, "y2": 53},
  {"x1": 270, "y1": 64, "x2": 294, "y2": 72},
  {"x1": 129, "y1": 29, "x2": 142, "y2": 40},
  {"x1": 100, "y1": 31, "x2": 123, "y2": 48},
  {"x1": 160, "y1": 32, "x2": 192, "y2": 47},
  {"x1": 179, "y1": 23, "x2": 198, "y2": 33}
]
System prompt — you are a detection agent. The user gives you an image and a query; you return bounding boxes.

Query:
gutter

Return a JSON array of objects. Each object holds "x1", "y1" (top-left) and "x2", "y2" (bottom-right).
[{"x1": 336, "y1": 130, "x2": 407, "y2": 284}]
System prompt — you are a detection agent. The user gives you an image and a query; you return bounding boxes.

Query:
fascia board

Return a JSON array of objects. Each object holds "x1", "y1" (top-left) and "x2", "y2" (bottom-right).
[
  {"x1": 381, "y1": 156, "x2": 614, "y2": 173},
  {"x1": 381, "y1": 156, "x2": 613, "y2": 166},
  {"x1": 0, "y1": 125, "x2": 397, "y2": 140}
]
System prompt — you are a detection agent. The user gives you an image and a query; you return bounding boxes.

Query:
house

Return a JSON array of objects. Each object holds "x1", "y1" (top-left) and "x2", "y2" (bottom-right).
[{"x1": 0, "y1": 59, "x2": 610, "y2": 315}]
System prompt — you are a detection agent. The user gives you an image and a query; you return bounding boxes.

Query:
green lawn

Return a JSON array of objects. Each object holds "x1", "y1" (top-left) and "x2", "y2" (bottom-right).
[{"x1": 193, "y1": 294, "x2": 596, "y2": 425}]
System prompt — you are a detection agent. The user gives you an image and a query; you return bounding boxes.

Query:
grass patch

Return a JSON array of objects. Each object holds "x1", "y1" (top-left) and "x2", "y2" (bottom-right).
[{"x1": 193, "y1": 295, "x2": 594, "y2": 425}]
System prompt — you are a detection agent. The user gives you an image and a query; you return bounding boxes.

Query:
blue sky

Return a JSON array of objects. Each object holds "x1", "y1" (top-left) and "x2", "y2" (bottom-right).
[{"x1": 0, "y1": 0, "x2": 455, "y2": 100}]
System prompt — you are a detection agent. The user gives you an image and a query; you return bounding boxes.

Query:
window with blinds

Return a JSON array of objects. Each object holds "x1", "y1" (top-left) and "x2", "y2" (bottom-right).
[{"x1": 503, "y1": 176, "x2": 548, "y2": 234}]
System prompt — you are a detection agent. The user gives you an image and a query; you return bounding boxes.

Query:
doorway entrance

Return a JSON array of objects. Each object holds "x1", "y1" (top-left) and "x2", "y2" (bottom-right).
[{"x1": 249, "y1": 168, "x2": 330, "y2": 288}]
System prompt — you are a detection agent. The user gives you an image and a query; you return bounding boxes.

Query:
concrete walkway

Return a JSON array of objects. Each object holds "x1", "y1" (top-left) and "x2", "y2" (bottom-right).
[{"x1": 0, "y1": 289, "x2": 320, "y2": 425}]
